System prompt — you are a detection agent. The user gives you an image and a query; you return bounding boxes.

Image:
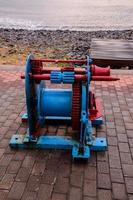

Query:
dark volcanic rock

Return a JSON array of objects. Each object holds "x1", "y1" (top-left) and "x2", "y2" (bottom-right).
[{"x1": 0, "y1": 28, "x2": 133, "y2": 64}]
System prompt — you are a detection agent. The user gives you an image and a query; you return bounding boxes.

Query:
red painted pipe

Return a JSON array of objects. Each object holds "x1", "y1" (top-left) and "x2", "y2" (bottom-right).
[
  {"x1": 91, "y1": 76, "x2": 120, "y2": 81},
  {"x1": 21, "y1": 73, "x2": 119, "y2": 82},
  {"x1": 31, "y1": 59, "x2": 86, "y2": 64},
  {"x1": 42, "y1": 68, "x2": 86, "y2": 74},
  {"x1": 29, "y1": 74, "x2": 87, "y2": 81}
]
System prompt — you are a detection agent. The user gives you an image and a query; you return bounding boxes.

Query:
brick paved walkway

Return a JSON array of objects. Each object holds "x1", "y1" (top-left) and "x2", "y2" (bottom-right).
[{"x1": 0, "y1": 65, "x2": 133, "y2": 200}]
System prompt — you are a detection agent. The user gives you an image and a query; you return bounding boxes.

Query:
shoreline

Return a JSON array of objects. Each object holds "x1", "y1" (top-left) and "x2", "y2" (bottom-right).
[{"x1": 0, "y1": 28, "x2": 133, "y2": 66}]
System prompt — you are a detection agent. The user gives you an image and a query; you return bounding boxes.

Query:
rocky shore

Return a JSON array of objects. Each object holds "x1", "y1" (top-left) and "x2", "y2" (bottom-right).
[{"x1": 0, "y1": 29, "x2": 133, "y2": 65}]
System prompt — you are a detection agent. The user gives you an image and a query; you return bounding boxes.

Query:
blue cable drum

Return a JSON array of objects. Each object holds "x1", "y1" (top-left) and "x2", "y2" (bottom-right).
[{"x1": 38, "y1": 88, "x2": 72, "y2": 118}]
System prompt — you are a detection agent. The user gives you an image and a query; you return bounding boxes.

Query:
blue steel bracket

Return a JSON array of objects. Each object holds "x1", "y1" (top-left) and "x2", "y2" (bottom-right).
[
  {"x1": 10, "y1": 135, "x2": 77, "y2": 149},
  {"x1": 89, "y1": 137, "x2": 107, "y2": 151},
  {"x1": 10, "y1": 134, "x2": 107, "y2": 159},
  {"x1": 72, "y1": 144, "x2": 90, "y2": 159}
]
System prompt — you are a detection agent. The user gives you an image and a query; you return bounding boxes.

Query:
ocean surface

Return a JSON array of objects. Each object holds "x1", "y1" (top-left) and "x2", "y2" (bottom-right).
[{"x1": 0, "y1": 0, "x2": 133, "y2": 30}]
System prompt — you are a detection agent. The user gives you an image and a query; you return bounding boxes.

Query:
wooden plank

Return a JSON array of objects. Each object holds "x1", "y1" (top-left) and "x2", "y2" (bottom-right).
[{"x1": 90, "y1": 39, "x2": 133, "y2": 68}]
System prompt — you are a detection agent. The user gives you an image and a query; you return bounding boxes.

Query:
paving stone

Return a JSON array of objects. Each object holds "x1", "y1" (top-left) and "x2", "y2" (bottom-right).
[
  {"x1": 0, "y1": 139, "x2": 9, "y2": 148},
  {"x1": 107, "y1": 136, "x2": 117, "y2": 146},
  {"x1": 107, "y1": 128, "x2": 116, "y2": 136},
  {"x1": 129, "y1": 195, "x2": 133, "y2": 200},
  {"x1": 112, "y1": 183, "x2": 127, "y2": 200},
  {"x1": 109, "y1": 154, "x2": 121, "y2": 169},
  {"x1": 22, "y1": 155, "x2": 35, "y2": 169},
  {"x1": 38, "y1": 184, "x2": 53, "y2": 200},
  {"x1": 83, "y1": 180, "x2": 96, "y2": 197},
  {"x1": 125, "y1": 123, "x2": 133, "y2": 130},
  {"x1": 15, "y1": 167, "x2": 31, "y2": 182},
  {"x1": 120, "y1": 152, "x2": 133, "y2": 164},
  {"x1": 70, "y1": 171, "x2": 83, "y2": 187},
  {"x1": 41, "y1": 169, "x2": 56, "y2": 184},
  {"x1": 0, "y1": 154, "x2": 13, "y2": 166},
  {"x1": 117, "y1": 134, "x2": 128, "y2": 142},
  {"x1": 31, "y1": 162, "x2": 46, "y2": 176},
  {"x1": 7, "y1": 160, "x2": 21, "y2": 174},
  {"x1": 57, "y1": 128, "x2": 66, "y2": 136},
  {"x1": 26, "y1": 175, "x2": 41, "y2": 192},
  {"x1": 97, "y1": 151, "x2": 108, "y2": 162},
  {"x1": 68, "y1": 187, "x2": 82, "y2": 200},
  {"x1": 0, "y1": 174, "x2": 15, "y2": 190},
  {"x1": 48, "y1": 125, "x2": 57, "y2": 134},
  {"x1": 97, "y1": 161, "x2": 109, "y2": 174},
  {"x1": 21, "y1": 191, "x2": 37, "y2": 200},
  {"x1": 125, "y1": 177, "x2": 133, "y2": 194},
  {"x1": 118, "y1": 142, "x2": 130, "y2": 152},
  {"x1": 127, "y1": 130, "x2": 133, "y2": 138},
  {"x1": 122, "y1": 164, "x2": 133, "y2": 177},
  {"x1": 83, "y1": 197, "x2": 97, "y2": 200},
  {"x1": 13, "y1": 151, "x2": 26, "y2": 161},
  {"x1": 72, "y1": 163, "x2": 85, "y2": 173},
  {"x1": 8, "y1": 182, "x2": 26, "y2": 200},
  {"x1": 129, "y1": 138, "x2": 133, "y2": 147},
  {"x1": 98, "y1": 189, "x2": 112, "y2": 200},
  {"x1": 52, "y1": 193, "x2": 66, "y2": 200},
  {"x1": 0, "y1": 190, "x2": 9, "y2": 200},
  {"x1": 0, "y1": 166, "x2": 7, "y2": 181},
  {"x1": 110, "y1": 168, "x2": 124, "y2": 183},
  {"x1": 54, "y1": 177, "x2": 69, "y2": 194},
  {"x1": 98, "y1": 173, "x2": 111, "y2": 189},
  {"x1": 116, "y1": 125, "x2": 126, "y2": 134},
  {"x1": 84, "y1": 166, "x2": 96, "y2": 180},
  {"x1": 57, "y1": 163, "x2": 71, "y2": 178},
  {"x1": 108, "y1": 146, "x2": 119, "y2": 156}
]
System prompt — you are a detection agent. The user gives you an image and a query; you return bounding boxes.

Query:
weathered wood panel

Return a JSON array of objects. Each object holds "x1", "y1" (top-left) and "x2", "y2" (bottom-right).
[{"x1": 90, "y1": 39, "x2": 133, "y2": 68}]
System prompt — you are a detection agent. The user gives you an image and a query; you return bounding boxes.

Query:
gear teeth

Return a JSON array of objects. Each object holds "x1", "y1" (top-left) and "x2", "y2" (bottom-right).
[{"x1": 72, "y1": 83, "x2": 81, "y2": 130}]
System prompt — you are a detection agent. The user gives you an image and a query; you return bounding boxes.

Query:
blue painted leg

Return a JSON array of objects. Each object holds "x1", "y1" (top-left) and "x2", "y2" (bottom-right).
[{"x1": 72, "y1": 144, "x2": 90, "y2": 159}]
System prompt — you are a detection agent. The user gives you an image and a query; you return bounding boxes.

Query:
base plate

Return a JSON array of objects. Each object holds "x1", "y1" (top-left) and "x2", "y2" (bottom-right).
[{"x1": 10, "y1": 135, "x2": 107, "y2": 159}]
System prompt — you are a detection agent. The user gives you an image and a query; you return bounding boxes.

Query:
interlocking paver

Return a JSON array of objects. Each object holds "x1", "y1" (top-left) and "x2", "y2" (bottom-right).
[
  {"x1": 69, "y1": 187, "x2": 82, "y2": 200},
  {"x1": 7, "y1": 182, "x2": 26, "y2": 199},
  {"x1": 112, "y1": 183, "x2": 128, "y2": 200},
  {"x1": 1, "y1": 67, "x2": 133, "y2": 199},
  {"x1": 125, "y1": 177, "x2": 133, "y2": 194},
  {"x1": 98, "y1": 189, "x2": 112, "y2": 200},
  {"x1": 83, "y1": 180, "x2": 97, "y2": 197},
  {"x1": 110, "y1": 168, "x2": 124, "y2": 184},
  {"x1": 98, "y1": 173, "x2": 111, "y2": 189}
]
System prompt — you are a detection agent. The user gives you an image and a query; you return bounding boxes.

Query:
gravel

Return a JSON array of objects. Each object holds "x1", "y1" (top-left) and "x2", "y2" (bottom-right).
[{"x1": 0, "y1": 28, "x2": 133, "y2": 64}]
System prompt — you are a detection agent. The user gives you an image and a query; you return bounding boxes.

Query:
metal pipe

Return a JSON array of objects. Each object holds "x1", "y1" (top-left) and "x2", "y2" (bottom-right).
[
  {"x1": 91, "y1": 76, "x2": 120, "y2": 81},
  {"x1": 29, "y1": 74, "x2": 87, "y2": 81}
]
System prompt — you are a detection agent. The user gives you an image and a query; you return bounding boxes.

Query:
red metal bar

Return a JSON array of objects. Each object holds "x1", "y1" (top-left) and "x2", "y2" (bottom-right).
[
  {"x1": 22, "y1": 73, "x2": 119, "y2": 82},
  {"x1": 29, "y1": 74, "x2": 87, "y2": 81},
  {"x1": 31, "y1": 59, "x2": 86, "y2": 64},
  {"x1": 91, "y1": 76, "x2": 120, "y2": 81},
  {"x1": 41, "y1": 68, "x2": 86, "y2": 74}
]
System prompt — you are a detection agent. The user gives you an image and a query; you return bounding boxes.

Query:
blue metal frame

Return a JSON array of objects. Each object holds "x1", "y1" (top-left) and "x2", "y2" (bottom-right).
[{"x1": 10, "y1": 55, "x2": 107, "y2": 161}]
